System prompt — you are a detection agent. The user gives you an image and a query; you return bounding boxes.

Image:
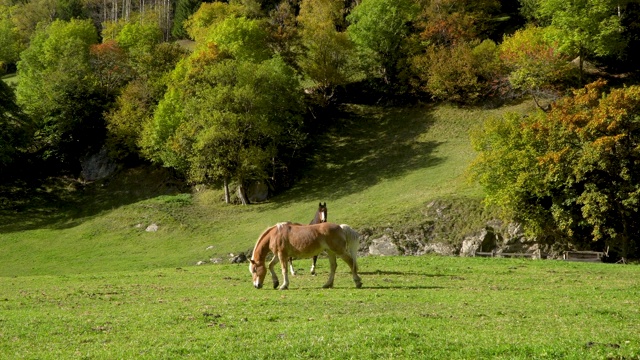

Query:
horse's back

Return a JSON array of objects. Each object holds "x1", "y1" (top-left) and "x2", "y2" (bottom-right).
[{"x1": 281, "y1": 222, "x2": 345, "y2": 257}]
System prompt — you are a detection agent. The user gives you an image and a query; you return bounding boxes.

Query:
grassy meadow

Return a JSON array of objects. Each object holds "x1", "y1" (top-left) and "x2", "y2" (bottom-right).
[
  {"x1": 2, "y1": 101, "x2": 640, "y2": 358},
  {"x1": 1, "y1": 256, "x2": 639, "y2": 359}
]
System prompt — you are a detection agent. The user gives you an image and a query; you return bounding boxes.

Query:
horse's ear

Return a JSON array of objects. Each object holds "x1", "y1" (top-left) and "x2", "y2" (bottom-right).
[{"x1": 319, "y1": 202, "x2": 322, "y2": 207}]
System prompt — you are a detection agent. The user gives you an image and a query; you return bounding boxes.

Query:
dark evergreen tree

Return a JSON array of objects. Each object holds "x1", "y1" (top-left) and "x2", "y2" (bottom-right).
[{"x1": 171, "y1": 0, "x2": 203, "y2": 39}]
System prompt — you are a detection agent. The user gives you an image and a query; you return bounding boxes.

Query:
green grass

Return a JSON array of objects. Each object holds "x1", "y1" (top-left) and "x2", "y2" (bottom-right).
[
  {"x1": 1, "y1": 100, "x2": 638, "y2": 358},
  {"x1": 1, "y1": 256, "x2": 639, "y2": 359},
  {"x1": 0, "y1": 102, "x2": 537, "y2": 277}
]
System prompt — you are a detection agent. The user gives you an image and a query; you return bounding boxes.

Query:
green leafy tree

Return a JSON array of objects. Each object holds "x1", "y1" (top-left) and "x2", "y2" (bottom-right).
[
  {"x1": 141, "y1": 45, "x2": 305, "y2": 204},
  {"x1": 346, "y1": 0, "x2": 418, "y2": 88},
  {"x1": 102, "y1": 15, "x2": 164, "y2": 58},
  {"x1": 0, "y1": 79, "x2": 32, "y2": 169},
  {"x1": 0, "y1": 9, "x2": 23, "y2": 72},
  {"x1": 7, "y1": 0, "x2": 57, "y2": 44},
  {"x1": 297, "y1": 0, "x2": 355, "y2": 106},
  {"x1": 105, "y1": 42, "x2": 187, "y2": 161},
  {"x1": 535, "y1": 0, "x2": 626, "y2": 82},
  {"x1": 205, "y1": 16, "x2": 272, "y2": 62},
  {"x1": 470, "y1": 80, "x2": 640, "y2": 260},
  {"x1": 184, "y1": 1, "x2": 246, "y2": 43},
  {"x1": 16, "y1": 19, "x2": 102, "y2": 168}
]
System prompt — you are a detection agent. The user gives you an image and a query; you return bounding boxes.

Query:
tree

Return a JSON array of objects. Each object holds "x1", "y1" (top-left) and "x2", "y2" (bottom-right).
[
  {"x1": 171, "y1": 0, "x2": 203, "y2": 39},
  {"x1": 89, "y1": 40, "x2": 133, "y2": 97},
  {"x1": 7, "y1": 0, "x2": 58, "y2": 45},
  {"x1": 205, "y1": 15, "x2": 272, "y2": 62},
  {"x1": 266, "y1": 0, "x2": 299, "y2": 68},
  {"x1": 470, "y1": 80, "x2": 640, "y2": 260},
  {"x1": 414, "y1": 0, "x2": 501, "y2": 47},
  {"x1": 141, "y1": 44, "x2": 306, "y2": 204},
  {"x1": 0, "y1": 9, "x2": 22, "y2": 72},
  {"x1": 105, "y1": 42, "x2": 187, "y2": 161},
  {"x1": 102, "y1": 14, "x2": 164, "y2": 58},
  {"x1": 412, "y1": 40, "x2": 502, "y2": 103},
  {"x1": 0, "y1": 79, "x2": 32, "y2": 170},
  {"x1": 499, "y1": 25, "x2": 575, "y2": 109},
  {"x1": 16, "y1": 19, "x2": 102, "y2": 169},
  {"x1": 346, "y1": 0, "x2": 418, "y2": 88},
  {"x1": 184, "y1": 1, "x2": 246, "y2": 43},
  {"x1": 535, "y1": 0, "x2": 626, "y2": 83},
  {"x1": 297, "y1": 0, "x2": 355, "y2": 106}
]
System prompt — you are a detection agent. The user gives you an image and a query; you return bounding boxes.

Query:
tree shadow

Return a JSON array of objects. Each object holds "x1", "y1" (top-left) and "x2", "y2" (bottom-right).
[
  {"x1": 0, "y1": 166, "x2": 186, "y2": 233},
  {"x1": 275, "y1": 104, "x2": 444, "y2": 204}
]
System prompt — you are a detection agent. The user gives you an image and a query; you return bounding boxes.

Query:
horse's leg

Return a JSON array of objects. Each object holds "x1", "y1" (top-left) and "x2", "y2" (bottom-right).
[
  {"x1": 288, "y1": 257, "x2": 296, "y2": 276},
  {"x1": 322, "y1": 252, "x2": 337, "y2": 288},
  {"x1": 278, "y1": 253, "x2": 290, "y2": 290},
  {"x1": 268, "y1": 255, "x2": 280, "y2": 289},
  {"x1": 310, "y1": 255, "x2": 317, "y2": 276},
  {"x1": 340, "y1": 253, "x2": 363, "y2": 289}
]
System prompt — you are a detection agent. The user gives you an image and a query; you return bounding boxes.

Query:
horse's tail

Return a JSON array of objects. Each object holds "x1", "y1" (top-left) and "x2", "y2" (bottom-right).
[{"x1": 340, "y1": 224, "x2": 360, "y2": 272}]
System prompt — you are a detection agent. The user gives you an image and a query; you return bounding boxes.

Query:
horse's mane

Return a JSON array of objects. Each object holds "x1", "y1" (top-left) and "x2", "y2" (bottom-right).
[{"x1": 250, "y1": 225, "x2": 277, "y2": 261}]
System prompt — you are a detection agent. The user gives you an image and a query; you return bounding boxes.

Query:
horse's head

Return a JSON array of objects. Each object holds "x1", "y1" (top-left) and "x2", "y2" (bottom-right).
[
  {"x1": 318, "y1": 202, "x2": 327, "y2": 223},
  {"x1": 249, "y1": 259, "x2": 267, "y2": 289}
]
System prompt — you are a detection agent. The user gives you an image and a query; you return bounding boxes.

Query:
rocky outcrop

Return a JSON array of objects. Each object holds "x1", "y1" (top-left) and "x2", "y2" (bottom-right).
[{"x1": 362, "y1": 219, "x2": 547, "y2": 258}]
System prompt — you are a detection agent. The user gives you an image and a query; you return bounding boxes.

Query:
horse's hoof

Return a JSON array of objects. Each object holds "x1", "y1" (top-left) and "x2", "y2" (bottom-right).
[
  {"x1": 322, "y1": 283, "x2": 333, "y2": 289},
  {"x1": 355, "y1": 281, "x2": 363, "y2": 289},
  {"x1": 273, "y1": 281, "x2": 279, "y2": 289},
  {"x1": 279, "y1": 285, "x2": 289, "y2": 290}
]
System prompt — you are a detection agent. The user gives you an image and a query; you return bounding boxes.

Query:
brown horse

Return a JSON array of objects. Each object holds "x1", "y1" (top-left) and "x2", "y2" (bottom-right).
[
  {"x1": 249, "y1": 222, "x2": 362, "y2": 290},
  {"x1": 288, "y1": 202, "x2": 327, "y2": 276}
]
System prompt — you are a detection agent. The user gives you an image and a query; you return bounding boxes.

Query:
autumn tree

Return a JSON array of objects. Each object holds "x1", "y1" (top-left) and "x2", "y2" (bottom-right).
[
  {"x1": 499, "y1": 25, "x2": 575, "y2": 109},
  {"x1": 414, "y1": 0, "x2": 501, "y2": 47},
  {"x1": 89, "y1": 40, "x2": 133, "y2": 97},
  {"x1": 470, "y1": 80, "x2": 640, "y2": 260},
  {"x1": 266, "y1": 0, "x2": 299, "y2": 68}
]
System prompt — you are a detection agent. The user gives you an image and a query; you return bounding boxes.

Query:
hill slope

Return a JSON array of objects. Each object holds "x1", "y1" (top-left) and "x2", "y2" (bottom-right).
[{"x1": 0, "y1": 102, "x2": 537, "y2": 277}]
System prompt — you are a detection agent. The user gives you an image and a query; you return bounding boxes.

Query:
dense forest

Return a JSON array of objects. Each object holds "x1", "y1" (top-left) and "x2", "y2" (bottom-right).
[{"x1": 2, "y1": 0, "x2": 640, "y2": 258}]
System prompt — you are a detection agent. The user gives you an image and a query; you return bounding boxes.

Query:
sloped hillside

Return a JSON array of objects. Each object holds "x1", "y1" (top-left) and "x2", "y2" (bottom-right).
[{"x1": 0, "y1": 101, "x2": 538, "y2": 276}]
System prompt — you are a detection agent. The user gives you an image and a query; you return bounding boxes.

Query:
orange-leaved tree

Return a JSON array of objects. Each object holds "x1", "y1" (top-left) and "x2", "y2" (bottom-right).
[{"x1": 471, "y1": 80, "x2": 640, "y2": 260}]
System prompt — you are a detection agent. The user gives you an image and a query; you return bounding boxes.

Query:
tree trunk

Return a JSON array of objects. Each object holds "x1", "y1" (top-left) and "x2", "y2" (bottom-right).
[
  {"x1": 223, "y1": 178, "x2": 230, "y2": 204},
  {"x1": 238, "y1": 183, "x2": 250, "y2": 205}
]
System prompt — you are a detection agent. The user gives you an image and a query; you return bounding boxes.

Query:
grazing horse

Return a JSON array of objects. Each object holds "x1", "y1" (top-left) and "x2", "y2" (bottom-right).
[
  {"x1": 288, "y1": 202, "x2": 327, "y2": 276},
  {"x1": 249, "y1": 222, "x2": 362, "y2": 290}
]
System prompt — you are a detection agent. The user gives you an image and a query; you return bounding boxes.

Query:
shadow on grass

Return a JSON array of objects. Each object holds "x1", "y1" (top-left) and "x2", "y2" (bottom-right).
[
  {"x1": 363, "y1": 285, "x2": 445, "y2": 290},
  {"x1": 0, "y1": 166, "x2": 186, "y2": 233},
  {"x1": 274, "y1": 105, "x2": 444, "y2": 205},
  {"x1": 359, "y1": 270, "x2": 448, "y2": 277}
]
